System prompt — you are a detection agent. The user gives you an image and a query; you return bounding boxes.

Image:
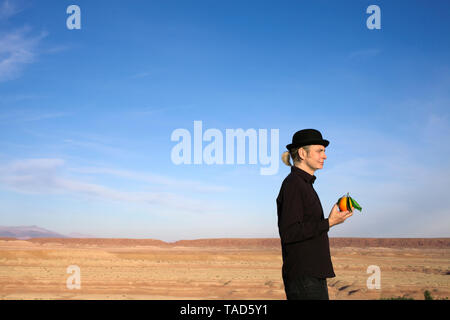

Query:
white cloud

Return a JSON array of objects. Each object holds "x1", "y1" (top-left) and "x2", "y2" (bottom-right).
[
  {"x1": 0, "y1": 158, "x2": 225, "y2": 215},
  {"x1": 0, "y1": 0, "x2": 22, "y2": 21},
  {"x1": 0, "y1": 109, "x2": 73, "y2": 124},
  {"x1": 70, "y1": 166, "x2": 229, "y2": 193},
  {"x1": 24, "y1": 112, "x2": 72, "y2": 122},
  {"x1": 0, "y1": 27, "x2": 47, "y2": 82},
  {"x1": 61, "y1": 138, "x2": 132, "y2": 158},
  {"x1": 0, "y1": 0, "x2": 48, "y2": 81}
]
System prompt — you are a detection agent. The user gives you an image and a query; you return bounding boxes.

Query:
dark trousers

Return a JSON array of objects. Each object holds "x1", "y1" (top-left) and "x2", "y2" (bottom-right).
[{"x1": 283, "y1": 274, "x2": 329, "y2": 300}]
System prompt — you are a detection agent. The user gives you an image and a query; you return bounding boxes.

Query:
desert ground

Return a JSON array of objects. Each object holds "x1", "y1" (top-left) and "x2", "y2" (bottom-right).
[{"x1": 0, "y1": 238, "x2": 448, "y2": 300}]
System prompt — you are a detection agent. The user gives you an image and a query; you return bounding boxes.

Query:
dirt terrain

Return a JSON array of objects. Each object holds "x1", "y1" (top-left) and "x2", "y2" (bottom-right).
[{"x1": 0, "y1": 237, "x2": 448, "y2": 300}]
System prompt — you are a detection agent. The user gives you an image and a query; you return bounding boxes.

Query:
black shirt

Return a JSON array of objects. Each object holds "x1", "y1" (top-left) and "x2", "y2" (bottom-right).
[{"x1": 276, "y1": 166, "x2": 335, "y2": 279}]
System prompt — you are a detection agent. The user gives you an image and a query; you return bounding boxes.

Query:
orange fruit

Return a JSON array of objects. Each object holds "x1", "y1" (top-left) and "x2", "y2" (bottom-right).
[{"x1": 337, "y1": 195, "x2": 354, "y2": 212}]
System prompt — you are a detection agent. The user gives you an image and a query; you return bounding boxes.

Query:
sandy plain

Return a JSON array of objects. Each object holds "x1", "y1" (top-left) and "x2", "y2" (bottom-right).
[{"x1": 0, "y1": 238, "x2": 448, "y2": 300}]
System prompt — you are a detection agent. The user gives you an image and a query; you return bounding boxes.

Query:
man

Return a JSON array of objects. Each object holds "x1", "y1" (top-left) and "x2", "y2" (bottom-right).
[{"x1": 277, "y1": 129, "x2": 353, "y2": 300}]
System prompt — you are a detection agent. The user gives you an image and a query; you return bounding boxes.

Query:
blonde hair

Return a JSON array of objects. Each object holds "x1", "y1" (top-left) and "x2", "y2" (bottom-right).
[{"x1": 281, "y1": 145, "x2": 311, "y2": 167}]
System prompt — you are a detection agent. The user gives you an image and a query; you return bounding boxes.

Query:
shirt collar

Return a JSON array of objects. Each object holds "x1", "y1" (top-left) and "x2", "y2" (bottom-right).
[{"x1": 291, "y1": 166, "x2": 316, "y2": 184}]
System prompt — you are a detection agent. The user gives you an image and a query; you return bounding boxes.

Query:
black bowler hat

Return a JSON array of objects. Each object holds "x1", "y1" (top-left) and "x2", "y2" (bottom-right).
[{"x1": 286, "y1": 129, "x2": 329, "y2": 150}]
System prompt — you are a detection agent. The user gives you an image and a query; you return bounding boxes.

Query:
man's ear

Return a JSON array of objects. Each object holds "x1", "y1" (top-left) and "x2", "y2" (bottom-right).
[{"x1": 297, "y1": 148, "x2": 304, "y2": 161}]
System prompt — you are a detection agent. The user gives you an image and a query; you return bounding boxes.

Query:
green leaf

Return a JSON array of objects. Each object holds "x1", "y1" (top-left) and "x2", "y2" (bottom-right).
[
  {"x1": 350, "y1": 197, "x2": 362, "y2": 211},
  {"x1": 346, "y1": 196, "x2": 352, "y2": 212}
]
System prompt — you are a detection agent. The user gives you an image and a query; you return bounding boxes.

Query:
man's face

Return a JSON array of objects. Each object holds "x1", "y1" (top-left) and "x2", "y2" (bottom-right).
[{"x1": 302, "y1": 145, "x2": 327, "y2": 171}]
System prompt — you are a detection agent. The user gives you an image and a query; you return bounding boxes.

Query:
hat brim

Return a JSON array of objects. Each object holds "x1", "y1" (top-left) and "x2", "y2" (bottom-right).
[{"x1": 286, "y1": 139, "x2": 329, "y2": 150}]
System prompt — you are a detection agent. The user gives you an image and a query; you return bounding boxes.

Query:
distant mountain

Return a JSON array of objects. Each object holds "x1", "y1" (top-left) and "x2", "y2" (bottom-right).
[
  {"x1": 67, "y1": 232, "x2": 96, "y2": 238},
  {"x1": 0, "y1": 225, "x2": 67, "y2": 239}
]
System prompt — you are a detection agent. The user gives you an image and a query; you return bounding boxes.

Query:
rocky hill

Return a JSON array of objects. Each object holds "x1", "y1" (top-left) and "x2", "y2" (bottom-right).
[{"x1": 0, "y1": 225, "x2": 66, "y2": 239}]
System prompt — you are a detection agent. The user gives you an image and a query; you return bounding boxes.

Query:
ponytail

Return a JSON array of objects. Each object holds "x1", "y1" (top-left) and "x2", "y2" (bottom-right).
[
  {"x1": 282, "y1": 146, "x2": 307, "y2": 167},
  {"x1": 281, "y1": 151, "x2": 292, "y2": 167}
]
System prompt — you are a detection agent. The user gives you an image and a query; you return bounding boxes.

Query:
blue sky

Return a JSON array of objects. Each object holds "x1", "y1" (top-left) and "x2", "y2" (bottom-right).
[{"x1": 0, "y1": 0, "x2": 449, "y2": 240}]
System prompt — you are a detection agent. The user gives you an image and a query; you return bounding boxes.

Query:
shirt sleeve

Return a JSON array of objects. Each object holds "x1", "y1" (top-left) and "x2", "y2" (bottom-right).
[{"x1": 277, "y1": 179, "x2": 329, "y2": 245}]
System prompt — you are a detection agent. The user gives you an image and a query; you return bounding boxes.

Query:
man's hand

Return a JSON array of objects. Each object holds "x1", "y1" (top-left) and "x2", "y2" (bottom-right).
[{"x1": 328, "y1": 203, "x2": 353, "y2": 228}]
